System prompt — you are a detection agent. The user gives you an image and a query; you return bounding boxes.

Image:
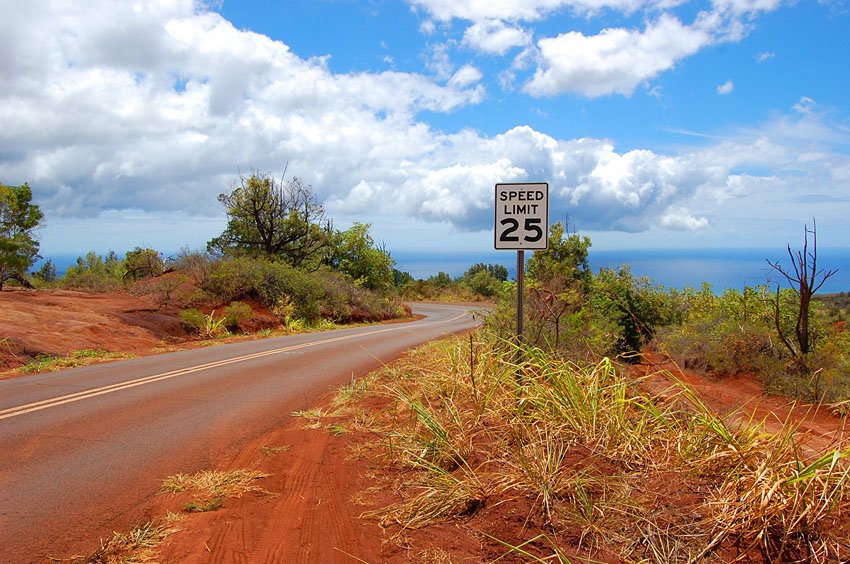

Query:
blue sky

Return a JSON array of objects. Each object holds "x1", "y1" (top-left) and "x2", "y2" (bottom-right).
[{"x1": 1, "y1": 0, "x2": 849, "y2": 264}]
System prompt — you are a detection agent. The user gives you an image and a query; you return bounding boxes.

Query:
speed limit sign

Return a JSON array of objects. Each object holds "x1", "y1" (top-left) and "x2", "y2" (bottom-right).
[{"x1": 494, "y1": 183, "x2": 548, "y2": 250}]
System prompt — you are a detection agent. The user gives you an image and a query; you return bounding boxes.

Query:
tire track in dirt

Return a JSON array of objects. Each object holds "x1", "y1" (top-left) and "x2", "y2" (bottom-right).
[{"x1": 156, "y1": 399, "x2": 386, "y2": 563}]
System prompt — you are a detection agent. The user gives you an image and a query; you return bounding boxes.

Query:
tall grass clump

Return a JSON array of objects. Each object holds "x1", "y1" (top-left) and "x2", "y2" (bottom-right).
[{"x1": 340, "y1": 329, "x2": 849, "y2": 562}]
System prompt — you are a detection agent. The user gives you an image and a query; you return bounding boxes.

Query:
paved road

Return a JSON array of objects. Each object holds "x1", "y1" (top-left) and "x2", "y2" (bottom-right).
[{"x1": 0, "y1": 303, "x2": 480, "y2": 563}]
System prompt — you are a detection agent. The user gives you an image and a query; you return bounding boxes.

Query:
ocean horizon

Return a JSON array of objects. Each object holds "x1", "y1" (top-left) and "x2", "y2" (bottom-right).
[
  {"x1": 37, "y1": 247, "x2": 850, "y2": 294},
  {"x1": 391, "y1": 247, "x2": 850, "y2": 294}
]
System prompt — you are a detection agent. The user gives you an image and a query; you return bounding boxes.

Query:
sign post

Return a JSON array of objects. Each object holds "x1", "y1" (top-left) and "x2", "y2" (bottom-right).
[{"x1": 495, "y1": 183, "x2": 549, "y2": 347}]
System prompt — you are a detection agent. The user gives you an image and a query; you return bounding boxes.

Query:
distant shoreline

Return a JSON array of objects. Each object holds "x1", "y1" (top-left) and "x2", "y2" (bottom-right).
[{"x1": 35, "y1": 247, "x2": 850, "y2": 294}]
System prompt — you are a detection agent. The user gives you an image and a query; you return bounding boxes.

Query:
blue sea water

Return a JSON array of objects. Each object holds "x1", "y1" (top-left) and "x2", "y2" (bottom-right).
[
  {"x1": 37, "y1": 247, "x2": 850, "y2": 294},
  {"x1": 391, "y1": 248, "x2": 850, "y2": 294}
]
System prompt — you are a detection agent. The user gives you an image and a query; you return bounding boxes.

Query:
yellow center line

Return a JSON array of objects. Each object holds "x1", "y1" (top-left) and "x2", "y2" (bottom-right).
[{"x1": 0, "y1": 310, "x2": 470, "y2": 421}]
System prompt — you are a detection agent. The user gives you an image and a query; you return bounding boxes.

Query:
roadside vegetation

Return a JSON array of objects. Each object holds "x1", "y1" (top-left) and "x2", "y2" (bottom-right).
[{"x1": 318, "y1": 332, "x2": 850, "y2": 562}]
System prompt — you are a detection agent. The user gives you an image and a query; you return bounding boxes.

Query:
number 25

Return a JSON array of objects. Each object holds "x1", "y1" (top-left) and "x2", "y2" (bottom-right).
[{"x1": 499, "y1": 218, "x2": 543, "y2": 243}]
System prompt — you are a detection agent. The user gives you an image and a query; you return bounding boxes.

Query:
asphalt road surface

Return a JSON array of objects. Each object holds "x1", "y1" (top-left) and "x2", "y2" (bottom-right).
[{"x1": 0, "y1": 302, "x2": 481, "y2": 563}]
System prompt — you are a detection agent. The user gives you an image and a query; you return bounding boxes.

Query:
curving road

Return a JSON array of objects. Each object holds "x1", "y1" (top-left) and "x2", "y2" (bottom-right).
[{"x1": 0, "y1": 303, "x2": 481, "y2": 563}]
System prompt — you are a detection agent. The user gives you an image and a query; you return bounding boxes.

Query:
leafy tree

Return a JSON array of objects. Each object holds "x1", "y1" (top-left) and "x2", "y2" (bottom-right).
[
  {"x1": 465, "y1": 269, "x2": 501, "y2": 297},
  {"x1": 32, "y1": 259, "x2": 58, "y2": 283},
  {"x1": 525, "y1": 222, "x2": 592, "y2": 348},
  {"x1": 327, "y1": 222, "x2": 395, "y2": 292},
  {"x1": 429, "y1": 271, "x2": 453, "y2": 288},
  {"x1": 208, "y1": 172, "x2": 332, "y2": 268},
  {"x1": 393, "y1": 268, "x2": 414, "y2": 289},
  {"x1": 62, "y1": 251, "x2": 125, "y2": 291},
  {"x1": 526, "y1": 222, "x2": 591, "y2": 289},
  {"x1": 0, "y1": 182, "x2": 43, "y2": 289},
  {"x1": 124, "y1": 247, "x2": 164, "y2": 281},
  {"x1": 463, "y1": 262, "x2": 508, "y2": 282}
]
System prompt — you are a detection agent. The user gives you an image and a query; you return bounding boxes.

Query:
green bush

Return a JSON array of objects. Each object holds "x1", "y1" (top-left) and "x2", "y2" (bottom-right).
[
  {"x1": 61, "y1": 251, "x2": 125, "y2": 292},
  {"x1": 201, "y1": 257, "x2": 400, "y2": 325},
  {"x1": 221, "y1": 301, "x2": 253, "y2": 332}
]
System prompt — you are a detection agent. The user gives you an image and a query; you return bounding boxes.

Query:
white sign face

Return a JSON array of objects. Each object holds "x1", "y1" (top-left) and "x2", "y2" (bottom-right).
[{"x1": 494, "y1": 183, "x2": 549, "y2": 250}]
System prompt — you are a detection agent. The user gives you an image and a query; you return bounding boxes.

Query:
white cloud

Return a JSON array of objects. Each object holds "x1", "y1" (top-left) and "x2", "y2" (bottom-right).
[
  {"x1": 659, "y1": 207, "x2": 710, "y2": 230},
  {"x1": 756, "y1": 50, "x2": 775, "y2": 63},
  {"x1": 1, "y1": 0, "x2": 848, "y2": 252},
  {"x1": 793, "y1": 96, "x2": 817, "y2": 114},
  {"x1": 462, "y1": 19, "x2": 531, "y2": 54},
  {"x1": 717, "y1": 79, "x2": 735, "y2": 95},
  {"x1": 448, "y1": 64, "x2": 484, "y2": 87},
  {"x1": 525, "y1": 15, "x2": 711, "y2": 97},
  {"x1": 407, "y1": 0, "x2": 654, "y2": 22}
]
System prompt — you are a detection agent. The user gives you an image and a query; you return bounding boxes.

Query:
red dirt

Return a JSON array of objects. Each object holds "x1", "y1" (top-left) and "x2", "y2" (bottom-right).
[
  {"x1": 0, "y1": 287, "x2": 189, "y2": 371},
  {"x1": 634, "y1": 351, "x2": 849, "y2": 454},
  {"x1": 5, "y1": 288, "x2": 846, "y2": 562}
]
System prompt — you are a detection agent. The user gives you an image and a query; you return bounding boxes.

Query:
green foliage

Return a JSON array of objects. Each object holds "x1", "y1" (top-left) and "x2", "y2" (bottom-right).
[
  {"x1": 526, "y1": 222, "x2": 591, "y2": 290},
  {"x1": 208, "y1": 172, "x2": 332, "y2": 269},
  {"x1": 463, "y1": 262, "x2": 508, "y2": 282},
  {"x1": 0, "y1": 181, "x2": 43, "y2": 289},
  {"x1": 201, "y1": 256, "x2": 403, "y2": 325},
  {"x1": 61, "y1": 250, "x2": 125, "y2": 292},
  {"x1": 464, "y1": 269, "x2": 502, "y2": 297},
  {"x1": 220, "y1": 301, "x2": 253, "y2": 332},
  {"x1": 31, "y1": 259, "x2": 58, "y2": 285},
  {"x1": 178, "y1": 308, "x2": 228, "y2": 338},
  {"x1": 124, "y1": 247, "x2": 164, "y2": 281},
  {"x1": 591, "y1": 266, "x2": 680, "y2": 357},
  {"x1": 327, "y1": 222, "x2": 395, "y2": 292},
  {"x1": 393, "y1": 268, "x2": 414, "y2": 289},
  {"x1": 657, "y1": 284, "x2": 850, "y2": 402}
]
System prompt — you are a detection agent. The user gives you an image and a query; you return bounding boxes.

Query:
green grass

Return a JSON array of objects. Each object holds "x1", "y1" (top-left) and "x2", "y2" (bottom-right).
[
  {"x1": 18, "y1": 349, "x2": 135, "y2": 374},
  {"x1": 336, "y1": 330, "x2": 850, "y2": 562}
]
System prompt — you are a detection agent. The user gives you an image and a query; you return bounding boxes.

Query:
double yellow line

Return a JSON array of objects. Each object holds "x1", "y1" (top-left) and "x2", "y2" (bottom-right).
[{"x1": 0, "y1": 311, "x2": 469, "y2": 422}]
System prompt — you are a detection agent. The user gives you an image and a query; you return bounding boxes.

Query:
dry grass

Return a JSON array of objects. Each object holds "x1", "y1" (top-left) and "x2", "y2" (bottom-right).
[
  {"x1": 333, "y1": 330, "x2": 850, "y2": 562},
  {"x1": 77, "y1": 513, "x2": 181, "y2": 563},
  {"x1": 161, "y1": 469, "x2": 271, "y2": 512}
]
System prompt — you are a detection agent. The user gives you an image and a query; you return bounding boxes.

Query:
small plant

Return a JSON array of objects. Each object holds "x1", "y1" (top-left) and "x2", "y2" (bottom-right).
[
  {"x1": 178, "y1": 308, "x2": 228, "y2": 338},
  {"x1": 18, "y1": 349, "x2": 134, "y2": 374},
  {"x1": 221, "y1": 301, "x2": 253, "y2": 332},
  {"x1": 79, "y1": 513, "x2": 181, "y2": 563},
  {"x1": 183, "y1": 497, "x2": 225, "y2": 512},
  {"x1": 161, "y1": 469, "x2": 270, "y2": 515},
  {"x1": 260, "y1": 445, "x2": 291, "y2": 456}
]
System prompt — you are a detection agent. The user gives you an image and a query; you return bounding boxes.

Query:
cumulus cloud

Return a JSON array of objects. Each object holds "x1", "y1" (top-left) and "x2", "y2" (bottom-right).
[
  {"x1": 525, "y1": 15, "x2": 711, "y2": 97},
  {"x1": 1, "y1": 0, "x2": 847, "y2": 248},
  {"x1": 407, "y1": 0, "x2": 782, "y2": 99},
  {"x1": 462, "y1": 19, "x2": 531, "y2": 54}
]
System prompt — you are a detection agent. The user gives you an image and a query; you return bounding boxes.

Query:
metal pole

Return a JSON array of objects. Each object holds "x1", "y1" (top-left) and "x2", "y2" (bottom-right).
[{"x1": 516, "y1": 250, "x2": 524, "y2": 346}]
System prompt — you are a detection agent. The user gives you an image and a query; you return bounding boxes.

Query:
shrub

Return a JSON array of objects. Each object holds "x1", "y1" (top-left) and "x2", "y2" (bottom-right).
[
  {"x1": 221, "y1": 301, "x2": 253, "y2": 332},
  {"x1": 178, "y1": 308, "x2": 228, "y2": 338},
  {"x1": 61, "y1": 251, "x2": 125, "y2": 292}
]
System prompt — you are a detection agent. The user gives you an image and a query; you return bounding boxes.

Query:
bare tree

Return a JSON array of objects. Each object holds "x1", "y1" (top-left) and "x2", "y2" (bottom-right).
[{"x1": 766, "y1": 220, "x2": 837, "y2": 358}]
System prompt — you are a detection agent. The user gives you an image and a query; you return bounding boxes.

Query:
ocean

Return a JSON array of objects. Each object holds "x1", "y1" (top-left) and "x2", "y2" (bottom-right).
[
  {"x1": 38, "y1": 247, "x2": 850, "y2": 294},
  {"x1": 391, "y1": 247, "x2": 850, "y2": 294}
]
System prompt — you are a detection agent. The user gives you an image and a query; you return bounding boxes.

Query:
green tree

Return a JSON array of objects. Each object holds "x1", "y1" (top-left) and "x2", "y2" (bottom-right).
[
  {"x1": 124, "y1": 247, "x2": 165, "y2": 281},
  {"x1": 32, "y1": 259, "x2": 58, "y2": 283},
  {"x1": 393, "y1": 268, "x2": 414, "y2": 289},
  {"x1": 525, "y1": 222, "x2": 592, "y2": 348},
  {"x1": 327, "y1": 222, "x2": 395, "y2": 292},
  {"x1": 208, "y1": 172, "x2": 332, "y2": 268},
  {"x1": 0, "y1": 182, "x2": 43, "y2": 289},
  {"x1": 62, "y1": 251, "x2": 125, "y2": 292},
  {"x1": 526, "y1": 222, "x2": 591, "y2": 289},
  {"x1": 463, "y1": 262, "x2": 508, "y2": 282}
]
